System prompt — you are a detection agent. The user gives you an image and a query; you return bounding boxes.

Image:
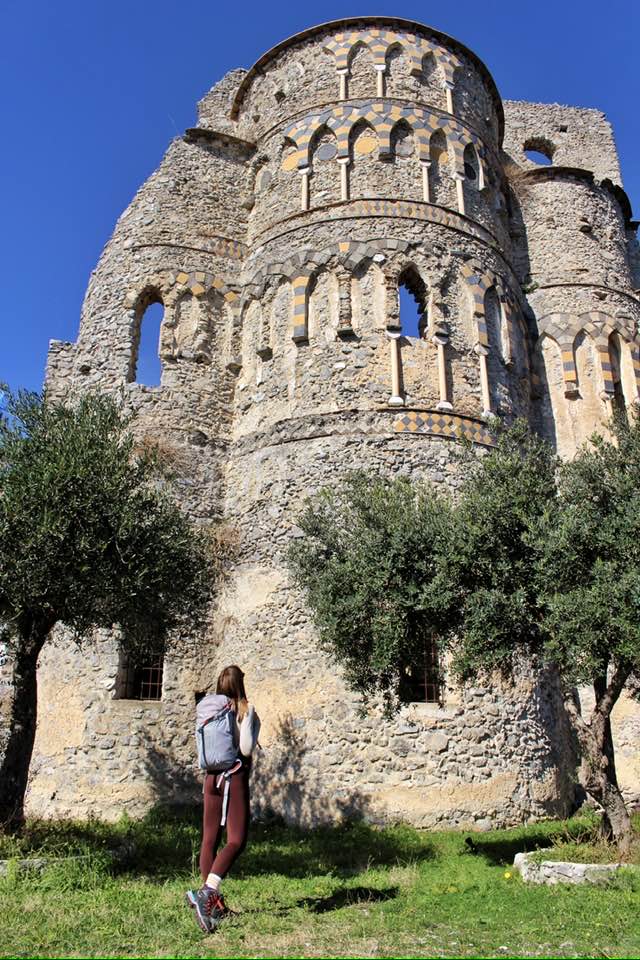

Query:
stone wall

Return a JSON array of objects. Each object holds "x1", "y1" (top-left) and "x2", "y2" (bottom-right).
[{"x1": 21, "y1": 15, "x2": 640, "y2": 827}]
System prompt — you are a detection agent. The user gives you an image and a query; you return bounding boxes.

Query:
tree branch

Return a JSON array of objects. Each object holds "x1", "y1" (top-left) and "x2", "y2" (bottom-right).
[{"x1": 596, "y1": 660, "x2": 630, "y2": 720}]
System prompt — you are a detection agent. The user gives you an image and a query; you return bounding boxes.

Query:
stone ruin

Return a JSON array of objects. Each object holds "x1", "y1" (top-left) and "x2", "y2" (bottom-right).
[{"x1": 20, "y1": 17, "x2": 640, "y2": 827}]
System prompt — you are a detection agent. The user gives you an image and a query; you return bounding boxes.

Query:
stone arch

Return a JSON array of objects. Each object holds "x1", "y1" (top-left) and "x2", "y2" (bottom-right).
[
  {"x1": 536, "y1": 333, "x2": 574, "y2": 455},
  {"x1": 463, "y1": 142, "x2": 483, "y2": 188},
  {"x1": 384, "y1": 42, "x2": 409, "y2": 97},
  {"x1": 128, "y1": 285, "x2": 164, "y2": 385},
  {"x1": 349, "y1": 119, "x2": 380, "y2": 198},
  {"x1": 572, "y1": 329, "x2": 608, "y2": 446},
  {"x1": 347, "y1": 40, "x2": 376, "y2": 98},
  {"x1": 307, "y1": 264, "x2": 340, "y2": 341},
  {"x1": 309, "y1": 125, "x2": 339, "y2": 207},
  {"x1": 608, "y1": 331, "x2": 632, "y2": 416},
  {"x1": 484, "y1": 286, "x2": 510, "y2": 413},
  {"x1": 428, "y1": 129, "x2": 454, "y2": 206},
  {"x1": 238, "y1": 296, "x2": 263, "y2": 389},
  {"x1": 350, "y1": 258, "x2": 386, "y2": 336},
  {"x1": 397, "y1": 262, "x2": 429, "y2": 338},
  {"x1": 390, "y1": 118, "x2": 415, "y2": 160}
]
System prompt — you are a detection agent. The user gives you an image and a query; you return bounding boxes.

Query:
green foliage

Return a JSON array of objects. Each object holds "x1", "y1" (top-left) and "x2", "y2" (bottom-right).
[
  {"x1": 443, "y1": 420, "x2": 558, "y2": 681},
  {"x1": 288, "y1": 471, "x2": 454, "y2": 703},
  {"x1": 539, "y1": 414, "x2": 640, "y2": 686},
  {"x1": 0, "y1": 387, "x2": 211, "y2": 653},
  {"x1": 288, "y1": 423, "x2": 559, "y2": 697}
]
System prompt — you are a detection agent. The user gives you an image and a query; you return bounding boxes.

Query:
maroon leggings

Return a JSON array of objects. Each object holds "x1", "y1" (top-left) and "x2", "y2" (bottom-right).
[{"x1": 199, "y1": 768, "x2": 250, "y2": 882}]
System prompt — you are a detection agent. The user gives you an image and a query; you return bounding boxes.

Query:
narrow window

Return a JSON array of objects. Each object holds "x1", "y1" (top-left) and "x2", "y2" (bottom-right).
[
  {"x1": 115, "y1": 650, "x2": 164, "y2": 700},
  {"x1": 131, "y1": 300, "x2": 164, "y2": 385},
  {"x1": 463, "y1": 143, "x2": 480, "y2": 184},
  {"x1": 400, "y1": 638, "x2": 442, "y2": 703},
  {"x1": 609, "y1": 334, "x2": 628, "y2": 421},
  {"x1": 398, "y1": 267, "x2": 427, "y2": 338}
]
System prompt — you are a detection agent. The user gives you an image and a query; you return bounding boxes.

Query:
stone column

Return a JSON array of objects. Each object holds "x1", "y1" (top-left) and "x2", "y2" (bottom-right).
[
  {"x1": 454, "y1": 174, "x2": 465, "y2": 216},
  {"x1": 374, "y1": 64, "x2": 386, "y2": 97},
  {"x1": 445, "y1": 81, "x2": 454, "y2": 114},
  {"x1": 421, "y1": 160, "x2": 431, "y2": 203},
  {"x1": 300, "y1": 167, "x2": 310, "y2": 211},
  {"x1": 338, "y1": 69, "x2": 348, "y2": 100},
  {"x1": 337, "y1": 269, "x2": 353, "y2": 338},
  {"x1": 387, "y1": 330, "x2": 404, "y2": 406},
  {"x1": 475, "y1": 343, "x2": 492, "y2": 416},
  {"x1": 434, "y1": 334, "x2": 452, "y2": 411},
  {"x1": 337, "y1": 157, "x2": 350, "y2": 201}
]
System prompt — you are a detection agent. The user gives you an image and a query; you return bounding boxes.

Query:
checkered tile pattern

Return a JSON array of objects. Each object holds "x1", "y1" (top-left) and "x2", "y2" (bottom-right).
[
  {"x1": 323, "y1": 29, "x2": 461, "y2": 87},
  {"x1": 393, "y1": 410, "x2": 496, "y2": 446},
  {"x1": 283, "y1": 102, "x2": 486, "y2": 179}
]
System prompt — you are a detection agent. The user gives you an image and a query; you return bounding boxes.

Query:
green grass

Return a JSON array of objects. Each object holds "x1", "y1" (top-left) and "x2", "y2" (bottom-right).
[{"x1": 1, "y1": 808, "x2": 639, "y2": 958}]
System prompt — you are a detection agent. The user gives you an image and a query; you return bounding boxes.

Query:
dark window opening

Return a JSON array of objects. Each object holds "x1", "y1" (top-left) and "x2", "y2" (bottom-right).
[
  {"x1": 400, "y1": 638, "x2": 442, "y2": 703},
  {"x1": 115, "y1": 651, "x2": 164, "y2": 700},
  {"x1": 131, "y1": 299, "x2": 164, "y2": 385},
  {"x1": 398, "y1": 267, "x2": 428, "y2": 339},
  {"x1": 463, "y1": 143, "x2": 480, "y2": 184},
  {"x1": 609, "y1": 335, "x2": 628, "y2": 422}
]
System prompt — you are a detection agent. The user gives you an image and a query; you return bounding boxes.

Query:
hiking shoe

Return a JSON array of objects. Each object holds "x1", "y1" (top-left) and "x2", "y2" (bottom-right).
[{"x1": 186, "y1": 887, "x2": 228, "y2": 932}]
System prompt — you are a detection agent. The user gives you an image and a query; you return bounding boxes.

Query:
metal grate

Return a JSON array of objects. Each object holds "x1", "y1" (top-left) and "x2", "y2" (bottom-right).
[
  {"x1": 116, "y1": 653, "x2": 164, "y2": 701},
  {"x1": 399, "y1": 638, "x2": 442, "y2": 704}
]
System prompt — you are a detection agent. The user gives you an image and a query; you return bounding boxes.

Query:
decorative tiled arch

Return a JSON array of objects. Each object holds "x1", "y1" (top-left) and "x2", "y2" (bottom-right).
[
  {"x1": 283, "y1": 102, "x2": 487, "y2": 178},
  {"x1": 323, "y1": 29, "x2": 461, "y2": 87},
  {"x1": 536, "y1": 311, "x2": 640, "y2": 399},
  {"x1": 124, "y1": 271, "x2": 240, "y2": 312},
  {"x1": 125, "y1": 271, "x2": 241, "y2": 356},
  {"x1": 243, "y1": 239, "x2": 414, "y2": 342}
]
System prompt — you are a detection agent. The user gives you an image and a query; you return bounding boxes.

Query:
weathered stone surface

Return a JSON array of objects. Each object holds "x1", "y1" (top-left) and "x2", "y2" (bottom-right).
[
  {"x1": 4, "y1": 15, "x2": 636, "y2": 828},
  {"x1": 513, "y1": 850, "x2": 634, "y2": 885}
]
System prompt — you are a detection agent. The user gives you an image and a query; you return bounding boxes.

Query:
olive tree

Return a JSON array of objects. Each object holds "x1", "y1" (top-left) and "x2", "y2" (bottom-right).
[
  {"x1": 289, "y1": 420, "x2": 640, "y2": 855},
  {"x1": 537, "y1": 415, "x2": 640, "y2": 854},
  {"x1": 288, "y1": 471, "x2": 454, "y2": 705},
  {"x1": 0, "y1": 388, "x2": 211, "y2": 832}
]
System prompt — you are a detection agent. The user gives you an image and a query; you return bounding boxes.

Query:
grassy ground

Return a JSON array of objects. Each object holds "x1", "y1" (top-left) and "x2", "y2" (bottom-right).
[{"x1": 1, "y1": 808, "x2": 639, "y2": 959}]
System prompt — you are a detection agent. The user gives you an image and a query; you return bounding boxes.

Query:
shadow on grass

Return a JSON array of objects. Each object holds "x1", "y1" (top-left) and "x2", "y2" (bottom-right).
[
  {"x1": 296, "y1": 884, "x2": 399, "y2": 913},
  {"x1": 109, "y1": 805, "x2": 436, "y2": 881},
  {"x1": 464, "y1": 817, "x2": 600, "y2": 866}
]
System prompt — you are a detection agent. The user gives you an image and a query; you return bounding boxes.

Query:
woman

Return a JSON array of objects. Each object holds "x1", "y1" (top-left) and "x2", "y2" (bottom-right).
[{"x1": 187, "y1": 665, "x2": 260, "y2": 933}]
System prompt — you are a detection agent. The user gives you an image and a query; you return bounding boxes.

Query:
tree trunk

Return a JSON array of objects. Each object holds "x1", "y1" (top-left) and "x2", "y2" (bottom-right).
[
  {"x1": 0, "y1": 622, "x2": 49, "y2": 833},
  {"x1": 566, "y1": 667, "x2": 633, "y2": 859}
]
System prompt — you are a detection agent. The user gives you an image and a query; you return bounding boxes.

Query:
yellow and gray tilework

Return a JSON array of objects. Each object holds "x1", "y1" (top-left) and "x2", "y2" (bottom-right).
[
  {"x1": 323, "y1": 29, "x2": 460, "y2": 87},
  {"x1": 393, "y1": 410, "x2": 496, "y2": 446},
  {"x1": 283, "y1": 101, "x2": 486, "y2": 178}
]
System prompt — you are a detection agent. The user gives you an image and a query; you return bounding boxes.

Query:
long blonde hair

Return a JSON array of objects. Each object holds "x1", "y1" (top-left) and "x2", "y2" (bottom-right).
[{"x1": 216, "y1": 665, "x2": 249, "y2": 722}]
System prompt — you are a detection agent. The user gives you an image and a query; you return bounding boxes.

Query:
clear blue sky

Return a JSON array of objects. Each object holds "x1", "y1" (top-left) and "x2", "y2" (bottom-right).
[{"x1": 1, "y1": 0, "x2": 638, "y2": 392}]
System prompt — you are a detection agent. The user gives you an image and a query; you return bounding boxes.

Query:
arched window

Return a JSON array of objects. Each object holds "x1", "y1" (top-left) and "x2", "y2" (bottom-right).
[
  {"x1": 130, "y1": 296, "x2": 164, "y2": 385},
  {"x1": 390, "y1": 120, "x2": 415, "y2": 161},
  {"x1": 463, "y1": 142, "x2": 481, "y2": 186},
  {"x1": 398, "y1": 267, "x2": 427, "y2": 338},
  {"x1": 609, "y1": 333, "x2": 628, "y2": 420},
  {"x1": 429, "y1": 129, "x2": 451, "y2": 206}
]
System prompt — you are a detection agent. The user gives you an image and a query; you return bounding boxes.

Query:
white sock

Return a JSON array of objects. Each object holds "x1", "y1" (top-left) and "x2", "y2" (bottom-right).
[{"x1": 205, "y1": 872, "x2": 222, "y2": 891}]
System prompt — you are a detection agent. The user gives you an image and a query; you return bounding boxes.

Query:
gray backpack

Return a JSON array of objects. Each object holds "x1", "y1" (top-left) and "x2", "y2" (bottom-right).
[{"x1": 195, "y1": 693, "x2": 240, "y2": 771}]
